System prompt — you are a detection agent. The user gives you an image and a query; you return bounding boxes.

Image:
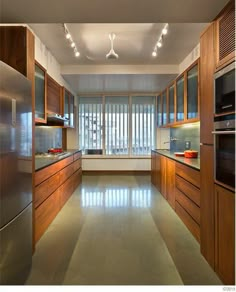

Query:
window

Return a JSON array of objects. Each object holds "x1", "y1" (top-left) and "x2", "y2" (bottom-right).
[
  {"x1": 131, "y1": 96, "x2": 155, "y2": 155},
  {"x1": 79, "y1": 97, "x2": 103, "y2": 154},
  {"x1": 105, "y1": 96, "x2": 129, "y2": 155},
  {"x1": 78, "y1": 95, "x2": 156, "y2": 156}
]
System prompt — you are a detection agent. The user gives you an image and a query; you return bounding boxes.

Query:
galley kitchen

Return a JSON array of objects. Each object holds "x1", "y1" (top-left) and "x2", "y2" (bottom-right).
[{"x1": 0, "y1": 0, "x2": 235, "y2": 287}]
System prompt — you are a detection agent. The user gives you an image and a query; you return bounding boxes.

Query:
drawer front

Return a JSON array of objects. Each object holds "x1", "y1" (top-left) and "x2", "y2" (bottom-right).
[
  {"x1": 60, "y1": 176, "x2": 74, "y2": 208},
  {"x1": 73, "y1": 168, "x2": 82, "y2": 190},
  {"x1": 175, "y1": 188, "x2": 200, "y2": 224},
  {"x1": 35, "y1": 163, "x2": 60, "y2": 186},
  {"x1": 58, "y1": 155, "x2": 73, "y2": 170},
  {"x1": 176, "y1": 162, "x2": 200, "y2": 188},
  {"x1": 34, "y1": 188, "x2": 61, "y2": 243},
  {"x1": 60, "y1": 162, "x2": 75, "y2": 185},
  {"x1": 176, "y1": 175, "x2": 200, "y2": 207},
  {"x1": 73, "y1": 159, "x2": 81, "y2": 172},
  {"x1": 74, "y1": 151, "x2": 82, "y2": 161},
  {"x1": 175, "y1": 201, "x2": 200, "y2": 242},
  {"x1": 35, "y1": 172, "x2": 60, "y2": 208}
]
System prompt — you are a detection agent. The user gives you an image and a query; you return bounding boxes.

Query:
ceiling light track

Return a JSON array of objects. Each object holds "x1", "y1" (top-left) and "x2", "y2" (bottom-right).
[
  {"x1": 63, "y1": 23, "x2": 80, "y2": 58},
  {"x1": 152, "y1": 23, "x2": 168, "y2": 58}
]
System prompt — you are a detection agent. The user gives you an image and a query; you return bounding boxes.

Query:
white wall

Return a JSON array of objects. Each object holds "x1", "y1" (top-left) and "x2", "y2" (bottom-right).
[
  {"x1": 156, "y1": 128, "x2": 170, "y2": 149},
  {"x1": 179, "y1": 43, "x2": 200, "y2": 73},
  {"x1": 82, "y1": 158, "x2": 150, "y2": 171}
]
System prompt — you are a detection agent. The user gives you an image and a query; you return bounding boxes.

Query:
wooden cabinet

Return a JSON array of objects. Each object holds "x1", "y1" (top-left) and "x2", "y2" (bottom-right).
[
  {"x1": 62, "y1": 88, "x2": 75, "y2": 128},
  {"x1": 215, "y1": 184, "x2": 235, "y2": 284},
  {"x1": 157, "y1": 94, "x2": 162, "y2": 127},
  {"x1": 168, "y1": 83, "x2": 175, "y2": 124},
  {"x1": 160, "y1": 155, "x2": 167, "y2": 199},
  {"x1": 46, "y1": 74, "x2": 62, "y2": 115},
  {"x1": 215, "y1": 0, "x2": 235, "y2": 70},
  {"x1": 0, "y1": 26, "x2": 35, "y2": 83},
  {"x1": 34, "y1": 151, "x2": 82, "y2": 244},
  {"x1": 175, "y1": 162, "x2": 200, "y2": 242},
  {"x1": 200, "y1": 23, "x2": 215, "y2": 144},
  {"x1": 176, "y1": 75, "x2": 185, "y2": 123},
  {"x1": 151, "y1": 151, "x2": 156, "y2": 185},
  {"x1": 200, "y1": 144, "x2": 215, "y2": 268},
  {"x1": 166, "y1": 158, "x2": 175, "y2": 209},
  {"x1": 35, "y1": 62, "x2": 47, "y2": 123},
  {"x1": 162, "y1": 90, "x2": 168, "y2": 126},
  {"x1": 186, "y1": 61, "x2": 199, "y2": 120}
]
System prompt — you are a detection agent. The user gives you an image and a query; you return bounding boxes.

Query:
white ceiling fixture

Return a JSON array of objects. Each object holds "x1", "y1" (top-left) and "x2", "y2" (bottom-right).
[
  {"x1": 106, "y1": 33, "x2": 119, "y2": 60},
  {"x1": 63, "y1": 23, "x2": 80, "y2": 58},
  {"x1": 152, "y1": 23, "x2": 168, "y2": 57}
]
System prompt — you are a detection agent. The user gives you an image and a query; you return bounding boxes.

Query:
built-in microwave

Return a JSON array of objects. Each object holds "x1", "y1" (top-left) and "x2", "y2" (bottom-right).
[{"x1": 214, "y1": 62, "x2": 235, "y2": 115}]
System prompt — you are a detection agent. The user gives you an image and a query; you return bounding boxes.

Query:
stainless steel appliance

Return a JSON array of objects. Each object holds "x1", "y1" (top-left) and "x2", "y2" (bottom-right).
[
  {"x1": 212, "y1": 114, "x2": 235, "y2": 190},
  {"x1": 214, "y1": 61, "x2": 235, "y2": 114},
  {"x1": 0, "y1": 61, "x2": 32, "y2": 284}
]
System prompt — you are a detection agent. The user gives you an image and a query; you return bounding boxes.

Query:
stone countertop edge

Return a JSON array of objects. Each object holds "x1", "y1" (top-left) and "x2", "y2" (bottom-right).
[
  {"x1": 35, "y1": 149, "x2": 82, "y2": 171},
  {"x1": 152, "y1": 149, "x2": 200, "y2": 171}
]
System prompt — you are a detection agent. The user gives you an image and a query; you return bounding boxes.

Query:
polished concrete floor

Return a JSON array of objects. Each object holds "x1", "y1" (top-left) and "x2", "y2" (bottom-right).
[{"x1": 26, "y1": 174, "x2": 222, "y2": 285}]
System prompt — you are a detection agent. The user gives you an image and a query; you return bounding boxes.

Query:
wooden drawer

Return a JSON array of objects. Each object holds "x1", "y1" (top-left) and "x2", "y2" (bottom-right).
[
  {"x1": 35, "y1": 162, "x2": 60, "y2": 186},
  {"x1": 176, "y1": 162, "x2": 200, "y2": 188},
  {"x1": 35, "y1": 172, "x2": 60, "y2": 208},
  {"x1": 176, "y1": 201, "x2": 200, "y2": 242},
  {"x1": 60, "y1": 175, "x2": 74, "y2": 207},
  {"x1": 34, "y1": 188, "x2": 61, "y2": 243},
  {"x1": 58, "y1": 155, "x2": 73, "y2": 170},
  {"x1": 74, "y1": 151, "x2": 81, "y2": 161},
  {"x1": 73, "y1": 158, "x2": 81, "y2": 172},
  {"x1": 73, "y1": 168, "x2": 82, "y2": 190},
  {"x1": 60, "y1": 162, "x2": 75, "y2": 185},
  {"x1": 176, "y1": 175, "x2": 200, "y2": 207},
  {"x1": 175, "y1": 188, "x2": 200, "y2": 224}
]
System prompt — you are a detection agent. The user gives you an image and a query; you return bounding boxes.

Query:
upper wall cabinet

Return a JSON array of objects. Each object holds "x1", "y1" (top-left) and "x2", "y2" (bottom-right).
[
  {"x1": 62, "y1": 88, "x2": 75, "y2": 128},
  {"x1": 215, "y1": 0, "x2": 235, "y2": 70},
  {"x1": 187, "y1": 61, "x2": 199, "y2": 120},
  {"x1": 176, "y1": 75, "x2": 185, "y2": 123},
  {"x1": 46, "y1": 74, "x2": 62, "y2": 115},
  {"x1": 157, "y1": 94, "x2": 162, "y2": 127},
  {"x1": 0, "y1": 26, "x2": 35, "y2": 83},
  {"x1": 168, "y1": 83, "x2": 175, "y2": 124},
  {"x1": 162, "y1": 89, "x2": 168, "y2": 126},
  {"x1": 35, "y1": 62, "x2": 47, "y2": 123}
]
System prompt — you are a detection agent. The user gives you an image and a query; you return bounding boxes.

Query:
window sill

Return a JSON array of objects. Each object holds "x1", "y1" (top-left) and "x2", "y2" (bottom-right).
[{"x1": 82, "y1": 155, "x2": 150, "y2": 159}]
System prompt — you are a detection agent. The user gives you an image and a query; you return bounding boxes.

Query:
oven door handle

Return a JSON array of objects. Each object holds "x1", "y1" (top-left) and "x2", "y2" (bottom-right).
[{"x1": 212, "y1": 131, "x2": 236, "y2": 135}]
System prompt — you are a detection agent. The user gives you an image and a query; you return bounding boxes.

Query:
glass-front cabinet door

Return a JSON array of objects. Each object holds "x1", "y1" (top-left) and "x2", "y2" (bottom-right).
[
  {"x1": 162, "y1": 90, "x2": 167, "y2": 126},
  {"x1": 35, "y1": 62, "x2": 46, "y2": 123},
  {"x1": 168, "y1": 83, "x2": 175, "y2": 124},
  {"x1": 157, "y1": 94, "x2": 162, "y2": 127},
  {"x1": 64, "y1": 89, "x2": 70, "y2": 127},
  {"x1": 176, "y1": 75, "x2": 184, "y2": 122},
  {"x1": 69, "y1": 94, "x2": 74, "y2": 128},
  {"x1": 187, "y1": 62, "x2": 199, "y2": 120}
]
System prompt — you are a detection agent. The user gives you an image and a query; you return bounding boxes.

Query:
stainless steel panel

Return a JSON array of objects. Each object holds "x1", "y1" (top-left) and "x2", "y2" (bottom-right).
[
  {"x1": 0, "y1": 203, "x2": 32, "y2": 285},
  {"x1": 0, "y1": 61, "x2": 32, "y2": 228}
]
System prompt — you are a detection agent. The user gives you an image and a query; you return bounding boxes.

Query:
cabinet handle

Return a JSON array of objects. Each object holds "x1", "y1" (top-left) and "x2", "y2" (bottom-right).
[
  {"x1": 221, "y1": 104, "x2": 233, "y2": 109},
  {"x1": 212, "y1": 131, "x2": 235, "y2": 135}
]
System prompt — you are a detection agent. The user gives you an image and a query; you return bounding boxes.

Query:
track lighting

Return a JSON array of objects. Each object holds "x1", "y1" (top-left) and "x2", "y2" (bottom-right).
[
  {"x1": 63, "y1": 23, "x2": 80, "y2": 58},
  {"x1": 151, "y1": 23, "x2": 168, "y2": 58}
]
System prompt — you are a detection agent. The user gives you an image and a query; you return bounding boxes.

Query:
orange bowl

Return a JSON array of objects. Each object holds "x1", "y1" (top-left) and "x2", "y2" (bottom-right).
[{"x1": 184, "y1": 150, "x2": 198, "y2": 158}]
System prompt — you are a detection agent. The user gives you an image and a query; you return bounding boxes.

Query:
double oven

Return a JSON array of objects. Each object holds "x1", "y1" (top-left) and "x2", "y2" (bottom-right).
[{"x1": 213, "y1": 62, "x2": 235, "y2": 190}]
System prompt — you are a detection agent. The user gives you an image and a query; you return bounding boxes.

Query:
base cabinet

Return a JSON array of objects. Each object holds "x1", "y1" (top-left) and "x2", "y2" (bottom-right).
[
  {"x1": 215, "y1": 184, "x2": 235, "y2": 285},
  {"x1": 34, "y1": 151, "x2": 82, "y2": 244}
]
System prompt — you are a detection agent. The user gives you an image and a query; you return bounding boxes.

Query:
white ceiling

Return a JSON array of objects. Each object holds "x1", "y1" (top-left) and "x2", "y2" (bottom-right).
[{"x1": 30, "y1": 23, "x2": 207, "y2": 66}]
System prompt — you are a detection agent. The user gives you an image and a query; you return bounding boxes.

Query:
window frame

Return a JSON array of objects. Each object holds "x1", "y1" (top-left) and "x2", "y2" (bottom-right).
[{"x1": 78, "y1": 93, "x2": 157, "y2": 158}]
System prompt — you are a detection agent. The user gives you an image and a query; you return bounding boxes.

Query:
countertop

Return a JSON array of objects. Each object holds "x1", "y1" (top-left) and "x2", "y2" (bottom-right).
[
  {"x1": 152, "y1": 149, "x2": 200, "y2": 171},
  {"x1": 35, "y1": 149, "x2": 81, "y2": 171}
]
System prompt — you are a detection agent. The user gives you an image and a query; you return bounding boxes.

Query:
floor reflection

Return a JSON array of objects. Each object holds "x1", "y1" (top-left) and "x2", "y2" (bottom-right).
[{"x1": 81, "y1": 188, "x2": 151, "y2": 208}]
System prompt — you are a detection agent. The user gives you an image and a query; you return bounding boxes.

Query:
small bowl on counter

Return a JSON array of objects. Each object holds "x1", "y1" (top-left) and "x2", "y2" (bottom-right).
[
  {"x1": 184, "y1": 150, "x2": 198, "y2": 158},
  {"x1": 174, "y1": 152, "x2": 185, "y2": 157}
]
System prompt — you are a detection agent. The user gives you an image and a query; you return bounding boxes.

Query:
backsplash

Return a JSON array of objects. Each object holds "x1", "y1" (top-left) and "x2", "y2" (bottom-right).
[
  {"x1": 170, "y1": 123, "x2": 200, "y2": 153},
  {"x1": 35, "y1": 127, "x2": 62, "y2": 153}
]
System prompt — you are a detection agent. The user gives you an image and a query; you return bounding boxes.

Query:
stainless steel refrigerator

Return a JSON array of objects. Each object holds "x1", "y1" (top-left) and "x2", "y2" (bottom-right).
[{"x1": 0, "y1": 61, "x2": 32, "y2": 284}]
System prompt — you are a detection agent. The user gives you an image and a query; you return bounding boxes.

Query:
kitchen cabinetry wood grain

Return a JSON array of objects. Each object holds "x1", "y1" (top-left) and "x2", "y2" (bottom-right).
[
  {"x1": 215, "y1": 184, "x2": 235, "y2": 285},
  {"x1": 160, "y1": 155, "x2": 167, "y2": 199},
  {"x1": 215, "y1": 0, "x2": 235, "y2": 70},
  {"x1": 166, "y1": 158, "x2": 175, "y2": 209},
  {"x1": 34, "y1": 151, "x2": 82, "y2": 244},
  {"x1": 176, "y1": 175, "x2": 200, "y2": 207},
  {"x1": 176, "y1": 162, "x2": 200, "y2": 188},
  {"x1": 47, "y1": 74, "x2": 62, "y2": 115}
]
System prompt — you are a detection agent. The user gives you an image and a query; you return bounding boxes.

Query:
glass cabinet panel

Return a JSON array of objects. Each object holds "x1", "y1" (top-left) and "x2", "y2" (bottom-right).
[
  {"x1": 64, "y1": 90, "x2": 70, "y2": 126},
  {"x1": 187, "y1": 64, "x2": 198, "y2": 119},
  {"x1": 157, "y1": 95, "x2": 162, "y2": 127},
  {"x1": 162, "y1": 90, "x2": 167, "y2": 125},
  {"x1": 176, "y1": 76, "x2": 184, "y2": 121},
  {"x1": 168, "y1": 84, "x2": 175, "y2": 124},
  {"x1": 70, "y1": 95, "x2": 74, "y2": 127},
  {"x1": 35, "y1": 63, "x2": 46, "y2": 121}
]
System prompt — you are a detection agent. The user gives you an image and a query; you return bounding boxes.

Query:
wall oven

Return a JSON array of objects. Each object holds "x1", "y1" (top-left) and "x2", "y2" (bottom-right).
[
  {"x1": 214, "y1": 62, "x2": 235, "y2": 114},
  {"x1": 213, "y1": 114, "x2": 235, "y2": 190}
]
